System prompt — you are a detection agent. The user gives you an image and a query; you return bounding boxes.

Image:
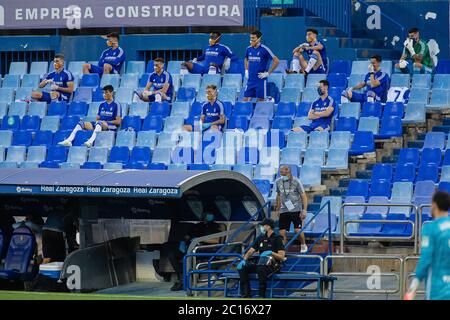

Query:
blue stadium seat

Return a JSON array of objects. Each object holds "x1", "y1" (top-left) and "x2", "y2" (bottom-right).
[
  {"x1": 275, "y1": 102, "x2": 296, "y2": 118},
  {"x1": 146, "y1": 163, "x2": 166, "y2": 170},
  {"x1": 138, "y1": 73, "x2": 150, "y2": 88},
  {"x1": 308, "y1": 131, "x2": 329, "y2": 150},
  {"x1": 411, "y1": 74, "x2": 432, "y2": 89},
  {"x1": 305, "y1": 74, "x2": 326, "y2": 88},
  {"x1": 394, "y1": 163, "x2": 415, "y2": 183},
  {"x1": 280, "y1": 148, "x2": 301, "y2": 166},
  {"x1": 80, "y1": 74, "x2": 100, "y2": 88},
  {"x1": 176, "y1": 87, "x2": 197, "y2": 103},
  {"x1": 72, "y1": 130, "x2": 93, "y2": 146},
  {"x1": 347, "y1": 180, "x2": 369, "y2": 199},
  {"x1": 299, "y1": 165, "x2": 322, "y2": 187},
  {"x1": 142, "y1": 115, "x2": 163, "y2": 132},
  {"x1": 390, "y1": 74, "x2": 410, "y2": 88},
  {"x1": 52, "y1": 130, "x2": 71, "y2": 145},
  {"x1": 182, "y1": 74, "x2": 202, "y2": 91},
  {"x1": 381, "y1": 60, "x2": 392, "y2": 76},
  {"x1": 115, "y1": 88, "x2": 133, "y2": 105},
  {"x1": 403, "y1": 103, "x2": 426, "y2": 124},
  {"x1": 1, "y1": 116, "x2": 20, "y2": 131},
  {"x1": 369, "y1": 180, "x2": 391, "y2": 198},
  {"x1": 15, "y1": 88, "x2": 32, "y2": 102},
  {"x1": 357, "y1": 117, "x2": 379, "y2": 135},
  {"x1": 339, "y1": 102, "x2": 360, "y2": 119},
  {"x1": 329, "y1": 131, "x2": 351, "y2": 150},
  {"x1": 429, "y1": 89, "x2": 449, "y2": 108},
  {"x1": 170, "y1": 102, "x2": 190, "y2": 119},
  {"x1": 109, "y1": 146, "x2": 130, "y2": 164},
  {"x1": 222, "y1": 74, "x2": 242, "y2": 90},
  {"x1": 284, "y1": 74, "x2": 305, "y2": 89},
  {"x1": 280, "y1": 88, "x2": 301, "y2": 103},
  {"x1": 21, "y1": 74, "x2": 40, "y2": 88},
  {"x1": 25, "y1": 146, "x2": 47, "y2": 165},
  {"x1": 60, "y1": 116, "x2": 80, "y2": 131},
  {"x1": 128, "y1": 146, "x2": 151, "y2": 166},
  {"x1": 435, "y1": 60, "x2": 450, "y2": 74},
  {"x1": 66, "y1": 146, "x2": 88, "y2": 165},
  {"x1": 293, "y1": 117, "x2": 311, "y2": 129},
  {"x1": 210, "y1": 164, "x2": 232, "y2": 171},
  {"x1": 120, "y1": 74, "x2": 139, "y2": 89},
  {"x1": 40, "y1": 116, "x2": 60, "y2": 133},
  {"x1": 365, "y1": 196, "x2": 389, "y2": 215},
  {"x1": 128, "y1": 102, "x2": 149, "y2": 119},
  {"x1": 378, "y1": 116, "x2": 402, "y2": 138},
  {"x1": 8, "y1": 62, "x2": 28, "y2": 76},
  {"x1": 416, "y1": 164, "x2": 439, "y2": 183},
  {"x1": 227, "y1": 116, "x2": 249, "y2": 131},
  {"x1": 0, "y1": 103, "x2": 7, "y2": 119},
  {"x1": 67, "y1": 101, "x2": 88, "y2": 117},
  {"x1": 226, "y1": 59, "x2": 245, "y2": 75},
  {"x1": 383, "y1": 102, "x2": 404, "y2": 118},
  {"x1": 126, "y1": 61, "x2": 145, "y2": 75},
  {"x1": 272, "y1": 116, "x2": 293, "y2": 133},
  {"x1": 29, "y1": 61, "x2": 48, "y2": 76},
  {"x1": 330, "y1": 60, "x2": 351, "y2": 76},
  {"x1": 335, "y1": 117, "x2": 357, "y2": 133},
  {"x1": 149, "y1": 101, "x2": 171, "y2": 118},
  {"x1": 5, "y1": 146, "x2": 26, "y2": 165},
  {"x1": 361, "y1": 102, "x2": 382, "y2": 118},
  {"x1": 91, "y1": 131, "x2": 115, "y2": 149},
  {"x1": 408, "y1": 88, "x2": 429, "y2": 104},
  {"x1": 0, "y1": 88, "x2": 15, "y2": 103},
  {"x1": 301, "y1": 87, "x2": 319, "y2": 103},
  {"x1": 324, "y1": 148, "x2": 348, "y2": 170},
  {"x1": 253, "y1": 102, "x2": 274, "y2": 119},
  {"x1": 328, "y1": 73, "x2": 347, "y2": 88},
  {"x1": 236, "y1": 147, "x2": 258, "y2": 165},
  {"x1": 99, "y1": 74, "x2": 120, "y2": 89},
  {"x1": 432, "y1": 74, "x2": 450, "y2": 89},
  {"x1": 441, "y1": 165, "x2": 450, "y2": 182},
  {"x1": 259, "y1": 147, "x2": 280, "y2": 167},
  {"x1": 287, "y1": 131, "x2": 308, "y2": 150},
  {"x1": 381, "y1": 213, "x2": 409, "y2": 236},
  {"x1": 121, "y1": 116, "x2": 141, "y2": 132},
  {"x1": 12, "y1": 130, "x2": 32, "y2": 147},
  {"x1": 268, "y1": 74, "x2": 283, "y2": 90},
  {"x1": 188, "y1": 164, "x2": 209, "y2": 171},
  {"x1": 421, "y1": 148, "x2": 442, "y2": 166},
  {"x1": 218, "y1": 87, "x2": 237, "y2": 102},
  {"x1": 85, "y1": 102, "x2": 102, "y2": 120},
  {"x1": 438, "y1": 181, "x2": 450, "y2": 193},
  {"x1": 28, "y1": 102, "x2": 47, "y2": 118},
  {"x1": 233, "y1": 101, "x2": 253, "y2": 118},
  {"x1": 398, "y1": 148, "x2": 420, "y2": 166},
  {"x1": 80, "y1": 161, "x2": 102, "y2": 169},
  {"x1": 351, "y1": 61, "x2": 369, "y2": 75},
  {"x1": 214, "y1": 147, "x2": 236, "y2": 165},
  {"x1": 423, "y1": 132, "x2": 446, "y2": 150},
  {"x1": 47, "y1": 101, "x2": 67, "y2": 117},
  {"x1": 252, "y1": 179, "x2": 271, "y2": 200},
  {"x1": 303, "y1": 148, "x2": 325, "y2": 166},
  {"x1": 253, "y1": 165, "x2": 276, "y2": 182},
  {"x1": 8, "y1": 101, "x2": 27, "y2": 118},
  {"x1": 73, "y1": 87, "x2": 93, "y2": 104},
  {"x1": 414, "y1": 180, "x2": 436, "y2": 200},
  {"x1": 201, "y1": 74, "x2": 222, "y2": 89},
  {"x1": 349, "y1": 131, "x2": 374, "y2": 156},
  {"x1": 68, "y1": 61, "x2": 85, "y2": 76},
  {"x1": 115, "y1": 130, "x2": 136, "y2": 149},
  {"x1": 32, "y1": 130, "x2": 53, "y2": 147},
  {"x1": 102, "y1": 162, "x2": 123, "y2": 169},
  {"x1": 249, "y1": 117, "x2": 270, "y2": 130},
  {"x1": 391, "y1": 181, "x2": 413, "y2": 202},
  {"x1": 164, "y1": 116, "x2": 184, "y2": 132},
  {"x1": 87, "y1": 147, "x2": 108, "y2": 165},
  {"x1": 233, "y1": 164, "x2": 254, "y2": 179},
  {"x1": 60, "y1": 162, "x2": 81, "y2": 169},
  {"x1": 353, "y1": 213, "x2": 383, "y2": 235},
  {"x1": 20, "y1": 115, "x2": 40, "y2": 132},
  {"x1": 45, "y1": 145, "x2": 68, "y2": 163},
  {"x1": 347, "y1": 74, "x2": 365, "y2": 89},
  {"x1": 166, "y1": 61, "x2": 182, "y2": 75},
  {"x1": 135, "y1": 131, "x2": 157, "y2": 150},
  {"x1": 296, "y1": 102, "x2": 311, "y2": 117},
  {"x1": 151, "y1": 147, "x2": 172, "y2": 165}
]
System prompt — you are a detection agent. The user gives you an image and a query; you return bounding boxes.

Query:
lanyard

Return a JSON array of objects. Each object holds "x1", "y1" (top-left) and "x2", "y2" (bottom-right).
[{"x1": 281, "y1": 179, "x2": 293, "y2": 198}]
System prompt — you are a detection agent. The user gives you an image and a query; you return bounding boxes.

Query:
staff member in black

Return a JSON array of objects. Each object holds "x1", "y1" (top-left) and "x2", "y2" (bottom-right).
[{"x1": 237, "y1": 219, "x2": 285, "y2": 298}]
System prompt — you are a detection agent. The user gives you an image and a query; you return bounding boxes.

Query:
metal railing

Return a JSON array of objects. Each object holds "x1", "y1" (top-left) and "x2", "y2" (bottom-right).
[{"x1": 340, "y1": 203, "x2": 419, "y2": 254}]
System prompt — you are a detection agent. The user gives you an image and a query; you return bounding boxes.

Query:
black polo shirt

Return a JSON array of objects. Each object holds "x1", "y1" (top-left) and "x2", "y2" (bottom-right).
[{"x1": 252, "y1": 232, "x2": 284, "y2": 254}]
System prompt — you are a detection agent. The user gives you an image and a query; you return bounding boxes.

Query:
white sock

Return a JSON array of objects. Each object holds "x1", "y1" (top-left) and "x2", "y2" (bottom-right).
[
  {"x1": 66, "y1": 124, "x2": 83, "y2": 142},
  {"x1": 292, "y1": 57, "x2": 300, "y2": 73},
  {"x1": 155, "y1": 93, "x2": 162, "y2": 102},
  {"x1": 305, "y1": 54, "x2": 318, "y2": 73},
  {"x1": 86, "y1": 123, "x2": 102, "y2": 145}
]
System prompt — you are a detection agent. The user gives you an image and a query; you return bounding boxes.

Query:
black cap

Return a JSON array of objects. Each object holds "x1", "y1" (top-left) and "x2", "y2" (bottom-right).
[{"x1": 259, "y1": 218, "x2": 275, "y2": 229}]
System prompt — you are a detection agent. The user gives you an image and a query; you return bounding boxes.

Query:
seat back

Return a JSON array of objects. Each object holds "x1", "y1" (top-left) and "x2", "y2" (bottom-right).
[{"x1": 4, "y1": 226, "x2": 35, "y2": 274}]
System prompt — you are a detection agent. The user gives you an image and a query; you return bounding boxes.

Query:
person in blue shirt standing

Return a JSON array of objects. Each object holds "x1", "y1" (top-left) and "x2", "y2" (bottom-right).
[
  {"x1": 293, "y1": 80, "x2": 336, "y2": 133},
  {"x1": 341, "y1": 55, "x2": 390, "y2": 103},
  {"x1": 183, "y1": 84, "x2": 225, "y2": 132},
  {"x1": 286, "y1": 28, "x2": 328, "y2": 75},
  {"x1": 59, "y1": 85, "x2": 122, "y2": 147},
  {"x1": 135, "y1": 58, "x2": 173, "y2": 103},
  {"x1": 405, "y1": 191, "x2": 450, "y2": 300},
  {"x1": 181, "y1": 32, "x2": 238, "y2": 75},
  {"x1": 31, "y1": 54, "x2": 74, "y2": 103},
  {"x1": 243, "y1": 30, "x2": 280, "y2": 102},
  {"x1": 83, "y1": 32, "x2": 126, "y2": 76}
]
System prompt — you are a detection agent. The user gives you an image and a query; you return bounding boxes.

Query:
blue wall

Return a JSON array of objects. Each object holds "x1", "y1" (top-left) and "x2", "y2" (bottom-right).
[{"x1": 352, "y1": 1, "x2": 450, "y2": 58}]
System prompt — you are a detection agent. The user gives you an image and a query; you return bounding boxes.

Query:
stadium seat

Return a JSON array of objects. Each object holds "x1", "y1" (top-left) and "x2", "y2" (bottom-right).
[
  {"x1": 68, "y1": 101, "x2": 88, "y2": 117},
  {"x1": 329, "y1": 131, "x2": 351, "y2": 150},
  {"x1": 86, "y1": 147, "x2": 108, "y2": 165},
  {"x1": 149, "y1": 101, "x2": 171, "y2": 118},
  {"x1": 421, "y1": 148, "x2": 442, "y2": 166},
  {"x1": 347, "y1": 180, "x2": 369, "y2": 199},
  {"x1": 416, "y1": 164, "x2": 439, "y2": 182},
  {"x1": 29, "y1": 61, "x2": 48, "y2": 76},
  {"x1": 378, "y1": 116, "x2": 402, "y2": 138},
  {"x1": 176, "y1": 87, "x2": 197, "y2": 103},
  {"x1": 299, "y1": 165, "x2": 321, "y2": 187},
  {"x1": 296, "y1": 102, "x2": 311, "y2": 117},
  {"x1": 347, "y1": 74, "x2": 365, "y2": 89},
  {"x1": 32, "y1": 130, "x2": 53, "y2": 147},
  {"x1": 73, "y1": 87, "x2": 93, "y2": 104},
  {"x1": 126, "y1": 61, "x2": 145, "y2": 75},
  {"x1": 335, "y1": 117, "x2": 357, "y2": 133},
  {"x1": 423, "y1": 132, "x2": 446, "y2": 150},
  {"x1": 353, "y1": 213, "x2": 383, "y2": 236},
  {"x1": 438, "y1": 181, "x2": 450, "y2": 193},
  {"x1": 80, "y1": 74, "x2": 100, "y2": 88},
  {"x1": 275, "y1": 102, "x2": 295, "y2": 118},
  {"x1": 381, "y1": 213, "x2": 409, "y2": 236},
  {"x1": 411, "y1": 74, "x2": 432, "y2": 89},
  {"x1": 390, "y1": 74, "x2": 410, "y2": 88},
  {"x1": 201, "y1": 74, "x2": 222, "y2": 89},
  {"x1": 108, "y1": 146, "x2": 130, "y2": 164},
  {"x1": 441, "y1": 165, "x2": 450, "y2": 182},
  {"x1": 370, "y1": 164, "x2": 392, "y2": 183},
  {"x1": 52, "y1": 130, "x2": 71, "y2": 145},
  {"x1": 24, "y1": 145, "x2": 47, "y2": 165},
  {"x1": 100, "y1": 74, "x2": 120, "y2": 88},
  {"x1": 65, "y1": 146, "x2": 88, "y2": 165},
  {"x1": 1, "y1": 116, "x2": 20, "y2": 131},
  {"x1": 280, "y1": 148, "x2": 301, "y2": 166},
  {"x1": 328, "y1": 73, "x2": 347, "y2": 88},
  {"x1": 115, "y1": 130, "x2": 136, "y2": 149},
  {"x1": 435, "y1": 60, "x2": 450, "y2": 74},
  {"x1": 0, "y1": 103, "x2": 7, "y2": 119},
  {"x1": 259, "y1": 147, "x2": 280, "y2": 167},
  {"x1": 5, "y1": 146, "x2": 26, "y2": 164},
  {"x1": 432, "y1": 74, "x2": 450, "y2": 89},
  {"x1": 91, "y1": 131, "x2": 114, "y2": 149},
  {"x1": 227, "y1": 116, "x2": 249, "y2": 131},
  {"x1": 403, "y1": 103, "x2": 426, "y2": 124},
  {"x1": 60, "y1": 116, "x2": 80, "y2": 131},
  {"x1": 339, "y1": 102, "x2": 360, "y2": 119},
  {"x1": 301, "y1": 87, "x2": 319, "y2": 103},
  {"x1": 303, "y1": 148, "x2": 325, "y2": 166},
  {"x1": 135, "y1": 131, "x2": 157, "y2": 150},
  {"x1": 21, "y1": 74, "x2": 40, "y2": 88},
  {"x1": 222, "y1": 74, "x2": 242, "y2": 90},
  {"x1": 308, "y1": 131, "x2": 329, "y2": 150},
  {"x1": 361, "y1": 102, "x2": 382, "y2": 118},
  {"x1": 429, "y1": 89, "x2": 449, "y2": 108},
  {"x1": 68, "y1": 61, "x2": 85, "y2": 76},
  {"x1": 252, "y1": 179, "x2": 271, "y2": 200},
  {"x1": 394, "y1": 163, "x2": 416, "y2": 182},
  {"x1": 182, "y1": 74, "x2": 202, "y2": 91},
  {"x1": 102, "y1": 162, "x2": 123, "y2": 170},
  {"x1": 115, "y1": 88, "x2": 133, "y2": 105},
  {"x1": 305, "y1": 74, "x2": 326, "y2": 88},
  {"x1": 71, "y1": 130, "x2": 92, "y2": 146},
  {"x1": 383, "y1": 102, "x2": 404, "y2": 118},
  {"x1": 80, "y1": 161, "x2": 101, "y2": 169},
  {"x1": 365, "y1": 196, "x2": 389, "y2": 215},
  {"x1": 151, "y1": 147, "x2": 172, "y2": 165},
  {"x1": 233, "y1": 164, "x2": 254, "y2": 179},
  {"x1": 20, "y1": 115, "x2": 40, "y2": 132},
  {"x1": 324, "y1": 148, "x2": 348, "y2": 170},
  {"x1": 293, "y1": 117, "x2": 311, "y2": 129},
  {"x1": 128, "y1": 102, "x2": 149, "y2": 119},
  {"x1": 287, "y1": 131, "x2": 307, "y2": 150},
  {"x1": 12, "y1": 130, "x2": 32, "y2": 147},
  {"x1": 138, "y1": 73, "x2": 150, "y2": 88},
  {"x1": 248, "y1": 117, "x2": 269, "y2": 130},
  {"x1": 272, "y1": 117, "x2": 293, "y2": 133},
  {"x1": 369, "y1": 180, "x2": 391, "y2": 198},
  {"x1": 8, "y1": 62, "x2": 27, "y2": 77},
  {"x1": 45, "y1": 145, "x2": 68, "y2": 163},
  {"x1": 40, "y1": 116, "x2": 60, "y2": 133},
  {"x1": 8, "y1": 102, "x2": 27, "y2": 118},
  {"x1": 351, "y1": 61, "x2": 369, "y2": 75},
  {"x1": 253, "y1": 102, "x2": 274, "y2": 119},
  {"x1": 218, "y1": 87, "x2": 237, "y2": 102},
  {"x1": 236, "y1": 147, "x2": 259, "y2": 165},
  {"x1": 254, "y1": 165, "x2": 276, "y2": 182},
  {"x1": 169, "y1": 102, "x2": 189, "y2": 119},
  {"x1": 408, "y1": 88, "x2": 429, "y2": 104},
  {"x1": 268, "y1": 74, "x2": 283, "y2": 90},
  {"x1": 381, "y1": 60, "x2": 393, "y2": 76},
  {"x1": 164, "y1": 116, "x2": 184, "y2": 132},
  {"x1": 233, "y1": 101, "x2": 253, "y2": 118},
  {"x1": 128, "y1": 146, "x2": 151, "y2": 166},
  {"x1": 284, "y1": 74, "x2": 305, "y2": 89},
  {"x1": 47, "y1": 101, "x2": 68, "y2": 117},
  {"x1": 120, "y1": 74, "x2": 139, "y2": 89},
  {"x1": 215, "y1": 147, "x2": 236, "y2": 165},
  {"x1": 0, "y1": 88, "x2": 15, "y2": 103},
  {"x1": 28, "y1": 102, "x2": 47, "y2": 118},
  {"x1": 280, "y1": 88, "x2": 301, "y2": 103},
  {"x1": 414, "y1": 180, "x2": 436, "y2": 200},
  {"x1": 14, "y1": 87, "x2": 32, "y2": 102},
  {"x1": 391, "y1": 181, "x2": 413, "y2": 202},
  {"x1": 121, "y1": 116, "x2": 141, "y2": 132},
  {"x1": 330, "y1": 60, "x2": 351, "y2": 76},
  {"x1": 142, "y1": 115, "x2": 163, "y2": 132}
]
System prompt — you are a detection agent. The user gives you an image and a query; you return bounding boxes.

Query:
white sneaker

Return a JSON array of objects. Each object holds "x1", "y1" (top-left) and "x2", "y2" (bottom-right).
[
  {"x1": 84, "y1": 141, "x2": 93, "y2": 148},
  {"x1": 300, "y1": 244, "x2": 308, "y2": 253},
  {"x1": 58, "y1": 140, "x2": 72, "y2": 147}
]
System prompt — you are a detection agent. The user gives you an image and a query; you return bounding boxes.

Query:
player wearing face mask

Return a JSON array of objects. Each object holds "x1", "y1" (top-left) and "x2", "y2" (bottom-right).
[
  {"x1": 83, "y1": 32, "x2": 126, "y2": 76},
  {"x1": 395, "y1": 27, "x2": 434, "y2": 74},
  {"x1": 286, "y1": 28, "x2": 327, "y2": 75},
  {"x1": 181, "y1": 32, "x2": 238, "y2": 75},
  {"x1": 135, "y1": 57, "x2": 173, "y2": 103},
  {"x1": 341, "y1": 55, "x2": 390, "y2": 104}
]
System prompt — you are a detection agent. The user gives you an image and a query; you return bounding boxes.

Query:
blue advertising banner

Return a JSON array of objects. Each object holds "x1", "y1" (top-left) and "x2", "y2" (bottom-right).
[{"x1": 0, "y1": 0, "x2": 244, "y2": 29}]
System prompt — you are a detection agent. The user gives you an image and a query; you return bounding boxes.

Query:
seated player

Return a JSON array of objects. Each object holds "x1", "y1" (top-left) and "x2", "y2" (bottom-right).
[
  {"x1": 31, "y1": 54, "x2": 74, "y2": 103},
  {"x1": 183, "y1": 84, "x2": 225, "y2": 132},
  {"x1": 58, "y1": 85, "x2": 122, "y2": 147},
  {"x1": 244, "y1": 30, "x2": 280, "y2": 102},
  {"x1": 293, "y1": 80, "x2": 335, "y2": 133},
  {"x1": 83, "y1": 32, "x2": 126, "y2": 76},
  {"x1": 341, "y1": 55, "x2": 390, "y2": 103},
  {"x1": 286, "y1": 28, "x2": 327, "y2": 75},
  {"x1": 181, "y1": 32, "x2": 237, "y2": 75},
  {"x1": 134, "y1": 58, "x2": 173, "y2": 102},
  {"x1": 395, "y1": 28, "x2": 434, "y2": 74}
]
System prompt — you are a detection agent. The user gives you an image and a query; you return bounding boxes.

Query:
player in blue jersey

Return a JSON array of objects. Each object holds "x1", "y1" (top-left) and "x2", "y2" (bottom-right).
[
  {"x1": 243, "y1": 30, "x2": 280, "y2": 102},
  {"x1": 59, "y1": 85, "x2": 122, "y2": 148},
  {"x1": 183, "y1": 84, "x2": 225, "y2": 132},
  {"x1": 181, "y1": 32, "x2": 238, "y2": 75},
  {"x1": 83, "y1": 32, "x2": 126, "y2": 76},
  {"x1": 341, "y1": 55, "x2": 390, "y2": 103},
  {"x1": 293, "y1": 80, "x2": 335, "y2": 133},
  {"x1": 31, "y1": 54, "x2": 74, "y2": 103},
  {"x1": 135, "y1": 58, "x2": 173, "y2": 103},
  {"x1": 405, "y1": 191, "x2": 450, "y2": 300},
  {"x1": 286, "y1": 28, "x2": 327, "y2": 75}
]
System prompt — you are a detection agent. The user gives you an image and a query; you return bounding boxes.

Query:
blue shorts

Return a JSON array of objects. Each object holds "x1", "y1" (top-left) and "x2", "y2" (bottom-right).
[
  {"x1": 39, "y1": 91, "x2": 66, "y2": 104},
  {"x1": 244, "y1": 79, "x2": 267, "y2": 99},
  {"x1": 89, "y1": 64, "x2": 119, "y2": 76},
  {"x1": 300, "y1": 122, "x2": 330, "y2": 133},
  {"x1": 89, "y1": 121, "x2": 117, "y2": 131},
  {"x1": 190, "y1": 62, "x2": 209, "y2": 74},
  {"x1": 350, "y1": 91, "x2": 379, "y2": 103}
]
